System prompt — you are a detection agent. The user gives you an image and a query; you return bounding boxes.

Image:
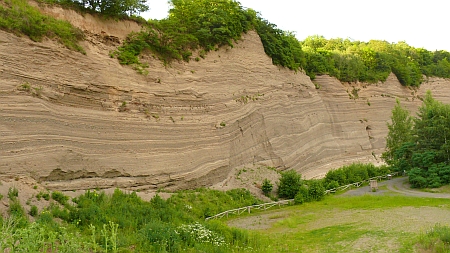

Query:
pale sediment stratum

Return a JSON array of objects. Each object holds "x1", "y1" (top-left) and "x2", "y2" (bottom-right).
[{"x1": 1, "y1": 7, "x2": 449, "y2": 191}]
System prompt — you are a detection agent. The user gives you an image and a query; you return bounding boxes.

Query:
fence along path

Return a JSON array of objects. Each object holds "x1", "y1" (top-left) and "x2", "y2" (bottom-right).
[{"x1": 206, "y1": 172, "x2": 399, "y2": 221}]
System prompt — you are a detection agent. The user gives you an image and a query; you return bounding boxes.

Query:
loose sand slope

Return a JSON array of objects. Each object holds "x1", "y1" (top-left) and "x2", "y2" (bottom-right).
[{"x1": 1, "y1": 8, "x2": 450, "y2": 191}]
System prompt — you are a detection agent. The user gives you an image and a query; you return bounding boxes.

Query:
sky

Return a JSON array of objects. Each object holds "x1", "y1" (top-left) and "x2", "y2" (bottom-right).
[{"x1": 141, "y1": 0, "x2": 450, "y2": 52}]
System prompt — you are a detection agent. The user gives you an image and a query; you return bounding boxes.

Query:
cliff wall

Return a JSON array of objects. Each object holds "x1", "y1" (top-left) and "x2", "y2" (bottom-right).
[{"x1": 1, "y1": 8, "x2": 449, "y2": 191}]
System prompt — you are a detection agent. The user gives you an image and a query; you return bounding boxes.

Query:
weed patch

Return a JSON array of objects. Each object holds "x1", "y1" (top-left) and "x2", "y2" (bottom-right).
[{"x1": 0, "y1": 0, "x2": 84, "y2": 53}]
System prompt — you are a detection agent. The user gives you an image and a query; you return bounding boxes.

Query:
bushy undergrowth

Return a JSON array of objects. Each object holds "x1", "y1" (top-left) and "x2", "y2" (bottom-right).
[
  {"x1": 1, "y1": 187, "x2": 262, "y2": 252},
  {"x1": 323, "y1": 163, "x2": 390, "y2": 189},
  {"x1": 168, "y1": 188, "x2": 262, "y2": 219},
  {"x1": 274, "y1": 163, "x2": 389, "y2": 205},
  {"x1": 0, "y1": 0, "x2": 85, "y2": 53}
]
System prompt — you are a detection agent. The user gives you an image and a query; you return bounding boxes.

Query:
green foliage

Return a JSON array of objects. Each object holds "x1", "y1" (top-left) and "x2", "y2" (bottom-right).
[
  {"x1": 382, "y1": 99, "x2": 414, "y2": 165},
  {"x1": 307, "y1": 180, "x2": 325, "y2": 201},
  {"x1": 114, "y1": 0, "x2": 255, "y2": 69},
  {"x1": 0, "y1": 0, "x2": 85, "y2": 53},
  {"x1": 29, "y1": 205, "x2": 38, "y2": 217},
  {"x1": 277, "y1": 170, "x2": 303, "y2": 199},
  {"x1": 324, "y1": 163, "x2": 390, "y2": 189},
  {"x1": 261, "y1": 178, "x2": 273, "y2": 196},
  {"x1": 293, "y1": 180, "x2": 325, "y2": 204},
  {"x1": 418, "y1": 224, "x2": 450, "y2": 252},
  {"x1": 8, "y1": 199, "x2": 26, "y2": 218},
  {"x1": 385, "y1": 91, "x2": 450, "y2": 188},
  {"x1": 7, "y1": 187, "x2": 18, "y2": 200},
  {"x1": 38, "y1": 0, "x2": 149, "y2": 17},
  {"x1": 299, "y1": 36, "x2": 450, "y2": 85},
  {"x1": 294, "y1": 185, "x2": 308, "y2": 204},
  {"x1": 169, "y1": 0, "x2": 254, "y2": 50},
  {"x1": 139, "y1": 220, "x2": 181, "y2": 252},
  {"x1": 168, "y1": 188, "x2": 262, "y2": 219},
  {"x1": 0, "y1": 215, "x2": 93, "y2": 252},
  {"x1": 0, "y1": 187, "x2": 262, "y2": 252},
  {"x1": 51, "y1": 191, "x2": 69, "y2": 205},
  {"x1": 111, "y1": 0, "x2": 450, "y2": 83},
  {"x1": 255, "y1": 18, "x2": 305, "y2": 71}
]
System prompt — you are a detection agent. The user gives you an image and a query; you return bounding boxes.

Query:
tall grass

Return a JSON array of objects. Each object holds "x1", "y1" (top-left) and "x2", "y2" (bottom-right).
[
  {"x1": 418, "y1": 224, "x2": 450, "y2": 252},
  {"x1": 0, "y1": 188, "x2": 263, "y2": 252}
]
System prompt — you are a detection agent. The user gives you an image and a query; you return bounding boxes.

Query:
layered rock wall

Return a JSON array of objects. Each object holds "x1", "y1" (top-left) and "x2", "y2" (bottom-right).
[{"x1": 1, "y1": 10, "x2": 449, "y2": 190}]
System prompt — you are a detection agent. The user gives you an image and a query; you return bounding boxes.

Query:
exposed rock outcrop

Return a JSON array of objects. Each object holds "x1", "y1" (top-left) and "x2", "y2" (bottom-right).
[{"x1": 1, "y1": 9, "x2": 449, "y2": 191}]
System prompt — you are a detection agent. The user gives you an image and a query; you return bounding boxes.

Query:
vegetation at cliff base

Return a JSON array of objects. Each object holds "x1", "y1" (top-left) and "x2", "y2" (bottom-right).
[
  {"x1": 0, "y1": 188, "x2": 262, "y2": 252},
  {"x1": 383, "y1": 91, "x2": 450, "y2": 188}
]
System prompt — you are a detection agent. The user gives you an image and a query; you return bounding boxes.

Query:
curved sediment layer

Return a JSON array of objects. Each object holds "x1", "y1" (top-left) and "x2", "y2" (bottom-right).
[{"x1": 1, "y1": 10, "x2": 449, "y2": 191}]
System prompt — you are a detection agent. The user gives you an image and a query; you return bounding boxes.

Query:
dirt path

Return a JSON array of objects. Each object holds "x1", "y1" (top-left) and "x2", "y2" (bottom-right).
[{"x1": 341, "y1": 176, "x2": 450, "y2": 198}]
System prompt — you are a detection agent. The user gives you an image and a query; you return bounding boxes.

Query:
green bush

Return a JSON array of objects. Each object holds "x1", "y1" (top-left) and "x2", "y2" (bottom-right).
[
  {"x1": 7, "y1": 187, "x2": 18, "y2": 200},
  {"x1": 29, "y1": 205, "x2": 38, "y2": 217},
  {"x1": 51, "y1": 191, "x2": 69, "y2": 205},
  {"x1": 8, "y1": 199, "x2": 26, "y2": 217},
  {"x1": 307, "y1": 180, "x2": 325, "y2": 201},
  {"x1": 294, "y1": 186, "x2": 308, "y2": 204},
  {"x1": 261, "y1": 178, "x2": 273, "y2": 196},
  {"x1": 324, "y1": 163, "x2": 389, "y2": 188},
  {"x1": 277, "y1": 170, "x2": 303, "y2": 199},
  {"x1": 37, "y1": 191, "x2": 50, "y2": 201},
  {"x1": 114, "y1": 0, "x2": 255, "y2": 70},
  {"x1": 387, "y1": 92, "x2": 450, "y2": 188}
]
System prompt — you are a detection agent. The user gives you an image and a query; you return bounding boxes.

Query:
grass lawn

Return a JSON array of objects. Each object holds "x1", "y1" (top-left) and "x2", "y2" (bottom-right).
[{"x1": 228, "y1": 195, "x2": 450, "y2": 252}]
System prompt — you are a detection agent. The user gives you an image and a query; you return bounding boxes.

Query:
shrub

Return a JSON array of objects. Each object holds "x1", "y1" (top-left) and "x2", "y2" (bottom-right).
[
  {"x1": 307, "y1": 180, "x2": 325, "y2": 201},
  {"x1": 278, "y1": 170, "x2": 303, "y2": 199},
  {"x1": 326, "y1": 180, "x2": 339, "y2": 190},
  {"x1": 51, "y1": 191, "x2": 69, "y2": 205},
  {"x1": 29, "y1": 205, "x2": 38, "y2": 217},
  {"x1": 7, "y1": 187, "x2": 19, "y2": 200},
  {"x1": 8, "y1": 199, "x2": 26, "y2": 217},
  {"x1": 294, "y1": 185, "x2": 309, "y2": 204},
  {"x1": 261, "y1": 179, "x2": 273, "y2": 196}
]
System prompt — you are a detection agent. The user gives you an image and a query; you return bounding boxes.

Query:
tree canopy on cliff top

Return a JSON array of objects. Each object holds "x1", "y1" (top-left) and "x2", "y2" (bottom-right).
[
  {"x1": 3, "y1": 0, "x2": 449, "y2": 85},
  {"x1": 112, "y1": 0, "x2": 450, "y2": 86}
]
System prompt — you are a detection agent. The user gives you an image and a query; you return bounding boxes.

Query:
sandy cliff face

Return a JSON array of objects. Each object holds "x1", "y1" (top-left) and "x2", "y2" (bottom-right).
[{"x1": 1, "y1": 10, "x2": 449, "y2": 191}]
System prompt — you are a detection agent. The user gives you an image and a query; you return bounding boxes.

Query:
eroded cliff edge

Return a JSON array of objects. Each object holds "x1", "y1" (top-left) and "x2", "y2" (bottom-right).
[{"x1": 1, "y1": 9, "x2": 449, "y2": 191}]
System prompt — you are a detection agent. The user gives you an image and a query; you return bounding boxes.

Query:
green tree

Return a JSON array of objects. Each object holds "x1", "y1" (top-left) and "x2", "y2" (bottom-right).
[
  {"x1": 277, "y1": 170, "x2": 302, "y2": 199},
  {"x1": 382, "y1": 99, "x2": 414, "y2": 166},
  {"x1": 75, "y1": 0, "x2": 149, "y2": 16},
  {"x1": 261, "y1": 179, "x2": 273, "y2": 196},
  {"x1": 307, "y1": 180, "x2": 325, "y2": 201}
]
